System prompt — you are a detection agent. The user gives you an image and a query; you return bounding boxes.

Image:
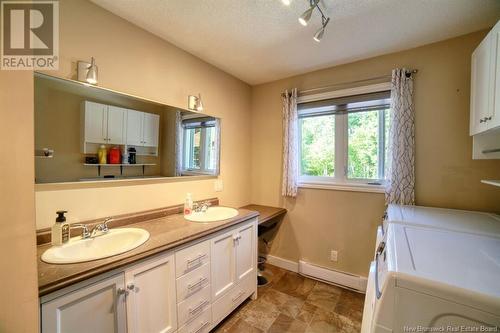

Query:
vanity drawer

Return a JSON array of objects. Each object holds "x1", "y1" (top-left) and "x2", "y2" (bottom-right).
[
  {"x1": 177, "y1": 285, "x2": 211, "y2": 326},
  {"x1": 176, "y1": 240, "x2": 210, "y2": 278},
  {"x1": 212, "y1": 275, "x2": 255, "y2": 325},
  {"x1": 177, "y1": 307, "x2": 211, "y2": 333},
  {"x1": 177, "y1": 262, "x2": 211, "y2": 302}
]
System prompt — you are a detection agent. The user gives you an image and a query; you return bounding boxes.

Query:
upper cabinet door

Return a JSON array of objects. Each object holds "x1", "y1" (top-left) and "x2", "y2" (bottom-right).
[
  {"x1": 125, "y1": 252, "x2": 177, "y2": 333},
  {"x1": 84, "y1": 101, "x2": 108, "y2": 144},
  {"x1": 142, "y1": 113, "x2": 160, "y2": 147},
  {"x1": 470, "y1": 35, "x2": 492, "y2": 135},
  {"x1": 489, "y1": 22, "x2": 500, "y2": 131},
  {"x1": 211, "y1": 229, "x2": 237, "y2": 300},
  {"x1": 107, "y1": 106, "x2": 126, "y2": 145},
  {"x1": 126, "y1": 109, "x2": 144, "y2": 146},
  {"x1": 235, "y1": 221, "x2": 256, "y2": 283},
  {"x1": 41, "y1": 274, "x2": 127, "y2": 333}
]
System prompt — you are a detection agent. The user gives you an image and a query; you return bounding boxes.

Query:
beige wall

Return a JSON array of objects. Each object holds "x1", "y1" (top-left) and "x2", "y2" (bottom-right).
[
  {"x1": 35, "y1": 0, "x2": 252, "y2": 229},
  {"x1": 0, "y1": 72, "x2": 39, "y2": 331},
  {"x1": 250, "y1": 30, "x2": 500, "y2": 277}
]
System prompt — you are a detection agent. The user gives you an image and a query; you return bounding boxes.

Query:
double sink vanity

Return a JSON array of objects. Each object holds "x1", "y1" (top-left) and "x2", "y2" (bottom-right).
[{"x1": 38, "y1": 203, "x2": 258, "y2": 333}]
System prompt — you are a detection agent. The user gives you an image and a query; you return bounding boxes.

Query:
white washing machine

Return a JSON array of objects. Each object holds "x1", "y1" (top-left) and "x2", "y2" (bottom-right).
[
  {"x1": 373, "y1": 205, "x2": 500, "y2": 254},
  {"x1": 362, "y1": 223, "x2": 500, "y2": 332}
]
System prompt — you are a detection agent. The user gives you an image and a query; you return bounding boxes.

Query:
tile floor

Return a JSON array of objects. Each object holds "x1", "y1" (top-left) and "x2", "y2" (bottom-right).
[{"x1": 212, "y1": 265, "x2": 365, "y2": 333}]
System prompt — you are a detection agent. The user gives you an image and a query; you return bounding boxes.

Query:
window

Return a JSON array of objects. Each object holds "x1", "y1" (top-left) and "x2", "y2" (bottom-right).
[
  {"x1": 182, "y1": 117, "x2": 218, "y2": 174},
  {"x1": 298, "y1": 85, "x2": 391, "y2": 190}
]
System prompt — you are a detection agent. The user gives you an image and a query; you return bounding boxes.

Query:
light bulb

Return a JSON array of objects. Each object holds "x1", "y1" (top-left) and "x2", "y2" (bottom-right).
[{"x1": 281, "y1": 0, "x2": 291, "y2": 5}]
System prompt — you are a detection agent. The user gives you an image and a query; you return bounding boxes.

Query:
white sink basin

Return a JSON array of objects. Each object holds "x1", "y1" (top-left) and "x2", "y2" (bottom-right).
[
  {"x1": 41, "y1": 228, "x2": 150, "y2": 264},
  {"x1": 185, "y1": 206, "x2": 239, "y2": 222}
]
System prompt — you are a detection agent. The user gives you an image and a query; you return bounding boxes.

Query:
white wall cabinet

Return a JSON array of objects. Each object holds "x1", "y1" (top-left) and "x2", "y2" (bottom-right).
[
  {"x1": 82, "y1": 101, "x2": 160, "y2": 153},
  {"x1": 470, "y1": 20, "x2": 500, "y2": 135},
  {"x1": 142, "y1": 112, "x2": 160, "y2": 147},
  {"x1": 125, "y1": 109, "x2": 144, "y2": 146},
  {"x1": 41, "y1": 274, "x2": 127, "y2": 333},
  {"x1": 125, "y1": 253, "x2": 177, "y2": 333},
  {"x1": 82, "y1": 101, "x2": 126, "y2": 145},
  {"x1": 41, "y1": 217, "x2": 258, "y2": 333}
]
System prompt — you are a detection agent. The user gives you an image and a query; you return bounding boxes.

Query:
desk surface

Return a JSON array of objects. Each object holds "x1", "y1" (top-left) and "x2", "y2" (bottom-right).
[{"x1": 240, "y1": 204, "x2": 287, "y2": 225}]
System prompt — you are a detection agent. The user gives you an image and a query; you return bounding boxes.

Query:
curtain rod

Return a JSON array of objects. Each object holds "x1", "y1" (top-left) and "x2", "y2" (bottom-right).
[{"x1": 282, "y1": 69, "x2": 418, "y2": 97}]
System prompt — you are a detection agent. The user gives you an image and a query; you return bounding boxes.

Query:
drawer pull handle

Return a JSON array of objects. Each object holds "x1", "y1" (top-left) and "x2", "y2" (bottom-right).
[
  {"x1": 189, "y1": 300, "x2": 209, "y2": 315},
  {"x1": 188, "y1": 277, "x2": 208, "y2": 291},
  {"x1": 191, "y1": 321, "x2": 210, "y2": 333},
  {"x1": 231, "y1": 291, "x2": 245, "y2": 303},
  {"x1": 187, "y1": 253, "x2": 207, "y2": 267}
]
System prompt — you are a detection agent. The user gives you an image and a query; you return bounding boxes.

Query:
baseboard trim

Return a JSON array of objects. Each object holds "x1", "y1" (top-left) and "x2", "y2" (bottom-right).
[
  {"x1": 266, "y1": 255, "x2": 299, "y2": 272},
  {"x1": 299, "y1": 260, "x2": 367, "y2": 293}
]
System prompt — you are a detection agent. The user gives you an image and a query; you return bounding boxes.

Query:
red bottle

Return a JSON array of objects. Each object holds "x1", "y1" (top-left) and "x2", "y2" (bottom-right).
[{"x1": 108, "y1": 146, "x2": 121, "y2": 164}]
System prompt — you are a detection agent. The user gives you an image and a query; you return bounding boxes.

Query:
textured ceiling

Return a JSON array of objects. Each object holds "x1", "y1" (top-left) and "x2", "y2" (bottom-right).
[{"x1": 91, "y1": 0, "x2": 500, "y2": 85}]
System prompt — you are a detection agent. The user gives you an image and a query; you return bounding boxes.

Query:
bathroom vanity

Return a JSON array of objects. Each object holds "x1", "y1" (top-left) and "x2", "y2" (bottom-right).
[{"x1": 38, "y1": 207, "x2": 258, "y2": 333}]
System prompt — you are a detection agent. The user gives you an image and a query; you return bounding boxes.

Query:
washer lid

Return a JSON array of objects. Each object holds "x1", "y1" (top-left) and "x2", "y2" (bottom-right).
[
  {"x1": 386, "y1": 224, "x2": 500, "y2": 315},
  {"x1": 387, "y1": 204, "x2": 500, "y2": 238}
]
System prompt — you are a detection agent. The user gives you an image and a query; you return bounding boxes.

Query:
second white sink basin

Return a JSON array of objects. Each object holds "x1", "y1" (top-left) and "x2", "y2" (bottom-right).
[
  {"x1": 185, "y1": 206, "x2": 239, "y2": 222},
  {"x1": 41, "y1": 228, "x2": 150, "y2": 264}
]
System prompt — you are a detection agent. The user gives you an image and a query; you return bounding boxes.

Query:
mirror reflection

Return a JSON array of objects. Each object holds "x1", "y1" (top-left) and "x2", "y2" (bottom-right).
[{"x1": 34, "y1": 73, "x2": 220, "y2": 184}]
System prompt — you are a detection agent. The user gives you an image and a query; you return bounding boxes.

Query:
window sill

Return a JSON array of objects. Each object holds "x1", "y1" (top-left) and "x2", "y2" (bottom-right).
[{"x1": 298, "y1": 181, "x2": 385, "y2": 194}]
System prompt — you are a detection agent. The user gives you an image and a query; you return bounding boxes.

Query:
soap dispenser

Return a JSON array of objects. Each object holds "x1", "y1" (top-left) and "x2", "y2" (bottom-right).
[
  {"x1": 51, "y1": 211, "x2": 70, "y2": 246},
  {"x1": 184, "y1": 193, "x2": 193, "y2": 216}
]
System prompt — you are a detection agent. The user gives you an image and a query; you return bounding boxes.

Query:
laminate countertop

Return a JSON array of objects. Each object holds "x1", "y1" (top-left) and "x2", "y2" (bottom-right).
[{"x1": 37, "y1": 208, "x2": 259, "y2": 296}]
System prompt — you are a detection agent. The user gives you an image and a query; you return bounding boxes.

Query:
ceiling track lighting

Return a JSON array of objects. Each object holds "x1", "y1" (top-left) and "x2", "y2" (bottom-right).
[{"x1": 296, "y1": 0, "x2": 331, "y2": 42}]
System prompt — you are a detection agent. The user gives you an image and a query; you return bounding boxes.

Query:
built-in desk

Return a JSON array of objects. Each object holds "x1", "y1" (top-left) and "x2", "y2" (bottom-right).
[{"x1": 240, "y1": 204, "x2": 287, "y2": 226}]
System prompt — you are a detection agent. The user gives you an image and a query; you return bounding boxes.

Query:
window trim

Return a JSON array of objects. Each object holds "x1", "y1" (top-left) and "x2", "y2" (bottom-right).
[{"x1": 297, "y1": 82, "x2": 391, "y2": 193}]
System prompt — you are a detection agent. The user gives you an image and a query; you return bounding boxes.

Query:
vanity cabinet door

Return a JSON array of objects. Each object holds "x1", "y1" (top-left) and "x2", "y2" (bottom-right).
[
  {"x1": 126, "y1": 109, "x2": 144, "y2": 146},
  {"x1": 41, "y1": 274, "x2": 126, "y2": 333},
  {"x1": 211, "y1": 229, "x2": 237, "y2": 300},
  {"x1": 235, "y1": 221, "x2": 256, "y2": 283},
  {"x1": 83, "y1": 101, "x2": 108, "y2": 144},
  {"x1": 142, "y1": 112, "x2": 160, "y2": 147},
  {"x1": 125, "y1": 252, "x2": 177, "y2": 333},
  {"x1": 106, "y1": 106, "x2": 126, "y2": 145}
]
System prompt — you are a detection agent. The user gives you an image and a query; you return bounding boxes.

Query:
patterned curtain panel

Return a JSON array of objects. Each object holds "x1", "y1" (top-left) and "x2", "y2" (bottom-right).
[
  {"x1": 174, "y1": 110, "x2": 183, "y2": 177},
  {"x1": 282, "y1": 88, "x2": 299, "y2": 197},
  {"x1": 385, "y1": 68, "x2": 415, "y2": 205}
]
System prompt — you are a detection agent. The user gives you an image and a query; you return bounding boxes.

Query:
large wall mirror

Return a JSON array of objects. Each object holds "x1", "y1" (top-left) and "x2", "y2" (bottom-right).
[{"x1": 35, "y1": 73, "x2": 220, "y2": 184}]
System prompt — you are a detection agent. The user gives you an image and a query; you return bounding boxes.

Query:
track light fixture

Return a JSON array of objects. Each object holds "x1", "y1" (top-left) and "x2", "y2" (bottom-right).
[
  {"x1": 293, "y1": 0, "x2": 330, "y2": 42},
  {"x1": 313, "y1": 17, "x2": 330, "y2": 42}
]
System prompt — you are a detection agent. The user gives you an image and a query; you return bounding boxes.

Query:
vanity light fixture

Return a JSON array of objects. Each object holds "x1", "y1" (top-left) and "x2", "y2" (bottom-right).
[
  {"x1": 77, "y1": 57, "x2": 98, "y2": 85},
  {"x1": 188, "y1": 94, "x2": 204, "y2": 112}
]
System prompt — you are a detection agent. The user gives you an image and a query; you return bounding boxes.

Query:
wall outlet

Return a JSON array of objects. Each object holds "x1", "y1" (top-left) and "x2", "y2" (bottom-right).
[
  {"x1": 214, "y1": 179, "x2": 223, "y2": 192},
  {"x1": 330, "y1": 250, "x2": 338, "y2": 262}
]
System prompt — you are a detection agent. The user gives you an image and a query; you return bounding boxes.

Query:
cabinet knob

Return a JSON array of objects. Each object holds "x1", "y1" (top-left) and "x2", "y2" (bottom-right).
[
  {"x1": 127, "y1": 283, "x2": 135, "y2": 291},
  {"x1": 117, "y1": 288, "x2": 127, "y2": 295},
  {"x1": 480, "y1": 118, "x2": 486, "y2": 123}
]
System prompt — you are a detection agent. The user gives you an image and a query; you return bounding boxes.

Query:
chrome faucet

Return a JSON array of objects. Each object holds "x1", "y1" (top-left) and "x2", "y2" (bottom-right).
[
  {"x1": 193, "y1": 201, "x2": 211, "y2": 213},
  {"x1": 90, "y1": 217, "x2": 112, "y2": 237},
  {"x1": 70, "y1": 217, "x2": 112, "y2": 239},
  {"x1": 70, "y1": 224, "x2": 91, "y2": 239}
]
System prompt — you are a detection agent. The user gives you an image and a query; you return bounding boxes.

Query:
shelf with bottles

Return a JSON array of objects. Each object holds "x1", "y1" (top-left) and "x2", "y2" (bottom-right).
[{"x1": 83, "y1": 163, "x2": 156, "y2": 177}]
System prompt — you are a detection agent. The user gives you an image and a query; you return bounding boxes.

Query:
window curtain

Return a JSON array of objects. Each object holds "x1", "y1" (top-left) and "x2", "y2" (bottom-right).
[
  {"x1": 385, "y1": 68, "x2": 415, "y2": 205},
  {"x1": 174, "y1": 110, "x2": 183, "y2": 176},
  {"x1": 282, "y1": 88, "x2": 299, "y2": 197}
]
